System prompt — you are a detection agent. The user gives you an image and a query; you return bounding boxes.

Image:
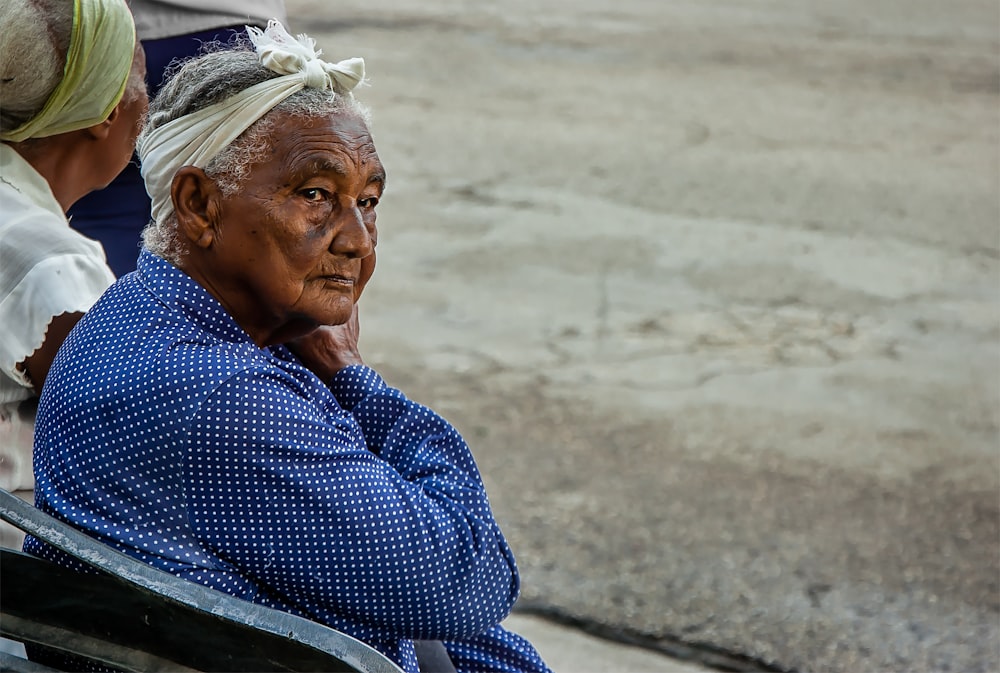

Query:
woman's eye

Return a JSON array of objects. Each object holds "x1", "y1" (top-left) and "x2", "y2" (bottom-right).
[{"x1": 301, "y1": 188, "x2": 327, "y2": 201}]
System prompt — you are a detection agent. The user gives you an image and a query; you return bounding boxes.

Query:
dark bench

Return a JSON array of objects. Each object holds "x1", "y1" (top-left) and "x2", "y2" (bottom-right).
[{"x1": 0, "y1": 488, "x2": 405, "y2": 673}]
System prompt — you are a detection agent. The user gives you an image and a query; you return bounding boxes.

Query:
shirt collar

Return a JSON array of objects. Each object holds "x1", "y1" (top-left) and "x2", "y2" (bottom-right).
[
  {"x1": 0, "y1": 143, "x2": 64, "y2": 219},
  {"x1": 136, "y1": 248, "x2": 254, "y2": 345}
]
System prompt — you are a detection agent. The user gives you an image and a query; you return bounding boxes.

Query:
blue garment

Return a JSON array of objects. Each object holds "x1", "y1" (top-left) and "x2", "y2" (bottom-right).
[{"x1": 26, "y1": 250, "x2": 550, "y2": 673}]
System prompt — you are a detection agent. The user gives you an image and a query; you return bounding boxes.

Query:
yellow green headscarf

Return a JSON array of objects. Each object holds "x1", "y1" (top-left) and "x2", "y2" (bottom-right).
[{"x1": 1, "y1": 0, "x2": 136, "y2": 142}]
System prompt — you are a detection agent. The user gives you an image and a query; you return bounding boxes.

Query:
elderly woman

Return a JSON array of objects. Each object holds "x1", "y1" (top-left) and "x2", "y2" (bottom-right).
[
  {"x1": 26, "y1": 21, "x2": 550, "y2": 673},
  {"x1": 0, "y1": 0, "x2": 147, "y2": 547}
]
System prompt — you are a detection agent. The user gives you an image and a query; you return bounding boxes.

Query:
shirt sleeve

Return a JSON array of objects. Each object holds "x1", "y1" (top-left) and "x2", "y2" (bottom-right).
[
  {"x1": 443, "y1": 624, "x2": 553, "y2": 673},
  {"x1": 185, "y1": 364, "x2": 520, "y2": 641},
  {"x1": 0, "y1": 253, "x2": 115, "y2": 387}
]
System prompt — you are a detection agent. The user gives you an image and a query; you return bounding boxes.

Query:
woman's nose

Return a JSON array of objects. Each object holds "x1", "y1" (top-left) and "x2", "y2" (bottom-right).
[{"x1": 329, "y1": 203, "x2": 374, "y2": 259}]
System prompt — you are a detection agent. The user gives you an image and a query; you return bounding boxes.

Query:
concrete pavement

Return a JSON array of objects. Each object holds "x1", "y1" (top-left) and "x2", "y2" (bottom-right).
[
  {"x1": 503, "y1": 614, "x2": 714, "y2": 673},
  {"x1": 289, "y1": 0, "x2": 1000, "y2": 670}
]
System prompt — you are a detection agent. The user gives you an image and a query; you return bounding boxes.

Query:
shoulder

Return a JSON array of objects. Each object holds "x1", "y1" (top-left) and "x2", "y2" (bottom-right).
[
  {"x1": 1, "y1": 148, "x2": 112, "y2": 279},
  {"x1": 0, "y1": 181, "x2": 114, "y2": 368}
]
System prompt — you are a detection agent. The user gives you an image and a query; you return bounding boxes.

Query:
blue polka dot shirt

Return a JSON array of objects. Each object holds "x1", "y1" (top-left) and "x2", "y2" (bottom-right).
[{"x1": 26, "y1": 250, "x2": 551, "y2": 673}]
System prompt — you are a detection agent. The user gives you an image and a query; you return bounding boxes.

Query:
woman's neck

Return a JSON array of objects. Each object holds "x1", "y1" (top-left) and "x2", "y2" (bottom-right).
[{"x1": 9, "y1": 131, "x2": 95, "y2": 212}]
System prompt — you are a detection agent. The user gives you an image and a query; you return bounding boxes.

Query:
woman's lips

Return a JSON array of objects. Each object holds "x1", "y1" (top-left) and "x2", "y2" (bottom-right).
[{"x1": 321, "y1": 275, "x2": 355, "y2": 286}]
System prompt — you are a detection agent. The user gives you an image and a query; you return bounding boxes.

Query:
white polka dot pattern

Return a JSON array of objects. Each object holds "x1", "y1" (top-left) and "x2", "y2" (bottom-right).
[{"x1": 25, "y1": 250, "x2": 551, "y2": 673}]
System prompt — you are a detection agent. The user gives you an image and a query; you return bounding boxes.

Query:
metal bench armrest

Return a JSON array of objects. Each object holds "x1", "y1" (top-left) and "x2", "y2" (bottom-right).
[{"x1": 0, "y1": 489, "x2": 403, "y2": 673}]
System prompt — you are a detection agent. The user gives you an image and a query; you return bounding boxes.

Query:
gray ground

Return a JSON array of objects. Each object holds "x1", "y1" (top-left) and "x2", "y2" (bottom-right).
[{"x1": 287, "y1": 1, "x2": 1000, "y2": 671}]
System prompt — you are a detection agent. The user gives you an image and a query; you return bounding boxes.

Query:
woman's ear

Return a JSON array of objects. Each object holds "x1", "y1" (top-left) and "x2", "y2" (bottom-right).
[
  {"x1": 85, "y1": 105, "x2": 120, "y2": 141},
  {"x1": 172, "y1": 166, "x2": 221, "y2": 249}
]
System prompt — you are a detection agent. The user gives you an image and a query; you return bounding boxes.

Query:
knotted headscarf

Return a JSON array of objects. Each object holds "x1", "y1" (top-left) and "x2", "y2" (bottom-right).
[
  {"x1": 138, "y1": 20, "x2": 365, "y2": 225},
  {"x1": 0, "y1": 0, "x2": 136, "y2": 142}
]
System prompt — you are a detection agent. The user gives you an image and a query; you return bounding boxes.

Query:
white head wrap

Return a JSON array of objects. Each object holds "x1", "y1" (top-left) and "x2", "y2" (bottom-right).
[{"x1": 137, "y1": 19, "x2": 365, "y2": 225}]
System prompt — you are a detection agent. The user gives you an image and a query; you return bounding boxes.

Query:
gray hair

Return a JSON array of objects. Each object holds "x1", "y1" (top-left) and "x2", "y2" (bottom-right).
[
  {"x1": 0, "y1": 0, "x2": 73, "y2": 133},
  {"x1": 121, "y1": 43, "x2": 148, "y2": 108},
  {"x1": 140, "y1": 41, "x2": 371, "y2": 263},
  {"x1": 0, "y1": 0, "x2": 146, "y2": 137}
]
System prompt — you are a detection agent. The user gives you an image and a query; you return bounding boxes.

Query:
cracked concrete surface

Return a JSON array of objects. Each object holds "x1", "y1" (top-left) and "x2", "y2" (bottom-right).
[{"x1": 287, "y1": 1, "x2": 999, "y2": 670}]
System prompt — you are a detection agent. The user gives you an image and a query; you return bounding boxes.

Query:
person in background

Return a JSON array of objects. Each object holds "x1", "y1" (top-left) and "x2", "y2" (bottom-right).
[
  {"x1": 69, "y1": 0, "x2": 287, "y2": 277},
  {"x1": 0, "y1": 0, "x2": 148, "y2": 549},
  {"x1": 27, "y1": 21, "x2": 551, "y2": 673}
]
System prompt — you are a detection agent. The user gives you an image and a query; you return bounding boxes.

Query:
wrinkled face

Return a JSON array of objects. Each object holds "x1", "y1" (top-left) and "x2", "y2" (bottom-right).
[{"x1": 206, "y1": 110, "x2": 383, "y2": 344}]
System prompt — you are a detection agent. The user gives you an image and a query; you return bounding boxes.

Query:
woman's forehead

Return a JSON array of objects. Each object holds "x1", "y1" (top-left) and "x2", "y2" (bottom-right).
[
  {"x1": 269, "y1": 114, "x2": 385, "y2": 180},
  {"x1": 295, "y1": 155, "x2": 387, "y2": 190}
]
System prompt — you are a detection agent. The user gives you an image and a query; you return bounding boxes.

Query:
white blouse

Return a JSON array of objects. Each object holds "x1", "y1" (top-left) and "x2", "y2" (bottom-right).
[{"x1": 0, "y1": 143, "x2": 115, "y2": 490}]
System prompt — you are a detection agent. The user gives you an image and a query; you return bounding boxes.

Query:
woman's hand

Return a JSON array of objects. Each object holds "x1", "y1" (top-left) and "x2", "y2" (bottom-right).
[{"x1": 287, "y1": 304, "x2": 364, "y2": 382}]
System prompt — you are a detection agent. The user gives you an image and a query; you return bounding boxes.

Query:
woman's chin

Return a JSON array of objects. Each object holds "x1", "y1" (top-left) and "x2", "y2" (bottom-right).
[{"x1": 316, "y1": 300, "x2": 355, "y2": 328}]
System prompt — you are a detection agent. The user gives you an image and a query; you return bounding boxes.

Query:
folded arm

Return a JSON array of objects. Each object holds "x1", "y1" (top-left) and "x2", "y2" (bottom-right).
[{"x1": 186, "y1": 363, "x2": 519, "y2": 641}]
